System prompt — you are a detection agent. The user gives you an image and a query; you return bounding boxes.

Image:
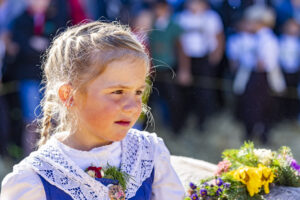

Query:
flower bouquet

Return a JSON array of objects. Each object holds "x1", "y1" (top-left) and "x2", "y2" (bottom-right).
[
  {"x1": 85, "y1": 164, "x2": 130, "y2": 200},
  {"x1": 185, "y1": 142, "x2": 300, "y2": 200}
]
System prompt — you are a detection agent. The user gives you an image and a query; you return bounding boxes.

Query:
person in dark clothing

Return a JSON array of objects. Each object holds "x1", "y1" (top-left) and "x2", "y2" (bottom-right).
[
  {"x1": 239, "y1": 5, "x2": 286, "y2": 144},
  {"x1": 148, "y1": 1, "x2": 189, "y2": 134},
  {"x1": 0, "y1": 0, "x2": 26, "y2": 157},
  {"x1": 278, "y1": 19, "x2": 300, "y2": 121},
  {"x1": 6, "y1": 0, "x2": 68, "y2": 156},
  {"x1": 176, "y1": 0, "x2": 224, "y2": 131}
]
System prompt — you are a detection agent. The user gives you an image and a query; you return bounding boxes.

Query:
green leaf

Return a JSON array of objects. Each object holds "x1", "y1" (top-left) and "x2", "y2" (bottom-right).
[{"x1": 103, "y1": 164, "x2": 130, "y2": 190}]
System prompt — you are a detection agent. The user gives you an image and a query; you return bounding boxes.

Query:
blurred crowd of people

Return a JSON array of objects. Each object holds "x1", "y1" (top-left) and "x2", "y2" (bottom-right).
[{"x1": 1, "y1": 0, "x2": 300, "y2": 158}]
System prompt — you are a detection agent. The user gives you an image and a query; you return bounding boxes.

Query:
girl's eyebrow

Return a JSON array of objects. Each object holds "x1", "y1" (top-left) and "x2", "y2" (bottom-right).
[{"x1": 106, "y1": 84, "x2": 147, "y2": 89}]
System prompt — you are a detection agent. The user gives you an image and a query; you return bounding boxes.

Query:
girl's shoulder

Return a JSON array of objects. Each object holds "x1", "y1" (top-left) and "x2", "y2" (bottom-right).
[
  {"x1": 126, "y1": 129, "x2": 164, "y2": 147},
  {"x1": 127, "y1": 128, "x2": 159, "y2": 139},
  {"x1": 1, "y1": 158, "x2": 45, "y2": 200},
  {"x1": 126, "y1": 129, "x2": 170, "y2": 159}
]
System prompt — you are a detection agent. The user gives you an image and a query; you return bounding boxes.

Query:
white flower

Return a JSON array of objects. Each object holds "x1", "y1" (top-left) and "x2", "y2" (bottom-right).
[
  {"x1": 101, "y1": 169, "x2": 105, "y2": 177},
  {"x1": 254, "y1": 149, "x2": 274, "y2": 166},
  {"x1": 87, "y1": 170, "x2": 96, "y2": 178}
]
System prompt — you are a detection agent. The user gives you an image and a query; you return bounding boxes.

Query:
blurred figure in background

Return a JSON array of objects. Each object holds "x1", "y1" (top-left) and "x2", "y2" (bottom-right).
[
  {"x1": 278, "y1": 18, "x2": 300, "y2": 121},
  {"x1": 84, "y1": 0, "x2": 108, "y2": 20},
  {"x1": 132, "y1": 9, "x2": 153, "y2": 51},
  {"x1": 239, "y1": 5, "x2": 286, "y2": 144},
  {"x1": 0, "y1": 0, "x2": 9, "y2": 155},
  {"x1": 68, "y1": 0, "x2": 87, "y2": 24},
  {"x1": 226, "y1": 17, "x2": 257, "y2": 123},
  {"x1": 166, "y1": 0, "x2": 185, "y2": 12},
  {"x1": 273, "y1": 0, "x2": 300, "y2": 32},
  {"x1": 210, "y1": 0, "x2": 255, "y2": 36},
  {"x1": 148, "y1": 0, "x2": 188, "y2": 134},
  {"x1": 176, "y1": 0, "x2": 224, "y2": 131},
  {"x1": 6, "y1": 0, "x2": 68, "y2": 156},
  {"x1": 0, "y1": 0, "x2": 26, "y2": 156}
]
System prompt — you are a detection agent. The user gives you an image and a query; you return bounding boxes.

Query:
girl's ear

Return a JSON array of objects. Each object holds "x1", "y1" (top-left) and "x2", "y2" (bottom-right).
[{"x1": 58, "y1": 84, "x2": 74, "y2": 108}]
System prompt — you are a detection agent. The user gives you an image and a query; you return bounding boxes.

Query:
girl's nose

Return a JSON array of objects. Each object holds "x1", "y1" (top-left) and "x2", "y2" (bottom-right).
[{"x1": 123, "y1": 97, "x2": 140, "y2": 113}]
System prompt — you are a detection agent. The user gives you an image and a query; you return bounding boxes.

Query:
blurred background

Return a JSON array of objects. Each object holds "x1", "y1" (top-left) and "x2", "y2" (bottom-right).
[{"x1": 1, "y1": 0, "x2": 300, "y2": 183}]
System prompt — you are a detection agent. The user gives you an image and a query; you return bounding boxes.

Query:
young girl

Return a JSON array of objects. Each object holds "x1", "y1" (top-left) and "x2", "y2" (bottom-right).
[{"x1": 1, "y1": 21, "x2": 185, "y2": 200}]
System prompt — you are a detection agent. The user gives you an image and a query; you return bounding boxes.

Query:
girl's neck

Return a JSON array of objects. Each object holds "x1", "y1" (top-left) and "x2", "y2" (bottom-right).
[{"x1": 58, "y1": 131, "x2": 113, "y2": 151}]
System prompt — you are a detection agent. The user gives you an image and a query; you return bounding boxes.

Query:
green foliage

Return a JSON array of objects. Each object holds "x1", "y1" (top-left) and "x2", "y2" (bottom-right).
[
  {"x1": 222, "y1": 142, "x2": 258, "y2": 169},
  {"x1": 270, "y1": 146, "x2": 300, "y2": 187},
  {"x1": 103, "y1": 164, "x2": 130, "y2": 190},
  {"x1": 274, "y1": 166, "x2": 300, "y2": 187}
]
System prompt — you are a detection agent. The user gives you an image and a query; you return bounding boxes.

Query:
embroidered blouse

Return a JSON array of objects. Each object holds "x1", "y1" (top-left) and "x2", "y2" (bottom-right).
[{"x1": 1, "y1": 129, "x2": 185, "y2": 200}]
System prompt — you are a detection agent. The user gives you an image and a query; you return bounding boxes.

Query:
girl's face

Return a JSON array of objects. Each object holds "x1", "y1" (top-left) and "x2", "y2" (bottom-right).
[{"x1": 72, "y1": 57, "x2": 148, "y2": 149}]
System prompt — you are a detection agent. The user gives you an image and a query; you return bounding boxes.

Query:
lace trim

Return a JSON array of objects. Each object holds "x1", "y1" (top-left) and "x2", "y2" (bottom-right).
[
  {"x1": 28, "y1": 140, "x2": 109, "y2": 200},
  {"x1": 24, "y1": 129, "x2": 155, "y2": 200},
  {"x1": 121, "y1": 130, "x2": 155, "y2": 199}
]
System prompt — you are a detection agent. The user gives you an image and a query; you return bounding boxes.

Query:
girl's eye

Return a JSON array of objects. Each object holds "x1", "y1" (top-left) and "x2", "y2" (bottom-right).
[
  {"x1": 112, "y1": 90, "x2": 123, "y2": 95},
  {"x1": 136, "y1": 90, "x2": 143, "y2": 96}
]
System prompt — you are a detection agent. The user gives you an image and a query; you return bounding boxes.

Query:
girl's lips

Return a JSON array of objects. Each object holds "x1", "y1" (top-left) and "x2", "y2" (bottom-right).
[{"x1": 115, "y1": 121, "x2": 131, "y2": 126}]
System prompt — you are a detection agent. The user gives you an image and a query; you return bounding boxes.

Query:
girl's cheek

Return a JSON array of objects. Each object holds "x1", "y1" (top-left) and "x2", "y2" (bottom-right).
[{"x1": 136, "y1": 102, "x2": 143, "y2": 114}]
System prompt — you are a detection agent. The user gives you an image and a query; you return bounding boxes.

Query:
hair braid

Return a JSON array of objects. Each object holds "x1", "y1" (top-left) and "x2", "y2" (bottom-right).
[{"x1": 38, "y1": 93, "x2": 53, "y2": 147}]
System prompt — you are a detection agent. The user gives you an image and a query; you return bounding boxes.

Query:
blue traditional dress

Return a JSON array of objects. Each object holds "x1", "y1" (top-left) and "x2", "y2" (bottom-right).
[{"x1": 1, "y1": 129, "x2": 185, "y2": 200}]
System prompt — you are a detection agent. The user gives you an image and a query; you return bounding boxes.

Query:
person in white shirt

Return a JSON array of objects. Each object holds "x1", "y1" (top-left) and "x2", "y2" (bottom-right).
[
  {"x1": 227, "y1": 18, "x2": 257, "y2": 75},
  {"x1": 238, "y1": 5, "x2": 286, "y2": 144},
  {"x1": 226, "y1": 18, "x2": 257, "y2": 124},
  {"x1": 176, "y1": 0, "x2": 224, "y2": 131},
  {"x1": 1, "y1": 21, "x2": 185, "y2": 200},
  {"x1": 279, "y1": 18, "x2": 300, "y2": 120}
]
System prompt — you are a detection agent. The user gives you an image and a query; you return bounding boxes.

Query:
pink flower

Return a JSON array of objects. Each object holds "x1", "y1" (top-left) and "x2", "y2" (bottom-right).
[
  {"x1": 215, "y1": 160, "x2": 231, "y2": 176},
  {"x1": 109, "y1": 185, "x2": 125, "y2": 200},
  {"x1": 116, "y1": 191, "x2": 125, "y2": 198}
]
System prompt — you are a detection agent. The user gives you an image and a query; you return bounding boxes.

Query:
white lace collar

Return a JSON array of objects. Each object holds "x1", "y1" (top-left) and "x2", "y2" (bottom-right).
[
  {"x1": 54, "y1": 136, "x2": 121, "y2": 169},
  {"x1": 54, "y1": 134, "x2": 121, "y2": 155},
  {"x1": 24, "y1": 129, "x2": 155, "y2": 200}
]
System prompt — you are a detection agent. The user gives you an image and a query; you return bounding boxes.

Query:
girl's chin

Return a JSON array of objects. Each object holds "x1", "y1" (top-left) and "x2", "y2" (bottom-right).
[{"x1": 112, "y1": 131, "x2": 129, "y2": 141}]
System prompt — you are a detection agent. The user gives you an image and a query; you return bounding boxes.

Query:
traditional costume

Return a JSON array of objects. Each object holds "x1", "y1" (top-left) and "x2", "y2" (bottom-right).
[{"x1": 1, "y1": 129, "x2": 184, "y2": 200}]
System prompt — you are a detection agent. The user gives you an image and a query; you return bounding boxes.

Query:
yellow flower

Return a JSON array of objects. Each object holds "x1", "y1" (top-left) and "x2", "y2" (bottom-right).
[
  {"x1": 229, "y1": 165, "x2": 275, "y2": 197},
  {"x1": 258, "y1": 164, "x2": 275, "y2": 194},
  {"x1": 230, "y1": 166, "x2": 262, "y2": 197}
]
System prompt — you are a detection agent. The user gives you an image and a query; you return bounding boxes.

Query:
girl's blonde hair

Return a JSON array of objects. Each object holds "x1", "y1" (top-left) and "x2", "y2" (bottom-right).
[{"x1": 38, "y1": 21, "x2": 150, "y2": 147}]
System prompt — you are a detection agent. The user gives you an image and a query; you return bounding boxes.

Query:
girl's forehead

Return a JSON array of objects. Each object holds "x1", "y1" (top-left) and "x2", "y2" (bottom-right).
[{"x1": 88, "y1": 57, "x2": 148, "y2": 89}]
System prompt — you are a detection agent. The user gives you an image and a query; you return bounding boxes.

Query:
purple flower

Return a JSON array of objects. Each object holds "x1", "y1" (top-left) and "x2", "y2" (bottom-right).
[
  {"x1": 215, "y1": 178, "x2": 223, "y2": 186},
  {"x1": 290, "y1": 159, "x2": 300, "y2": 172},
  {"x1": 190, "y1": 193, "x2": 199, "y2": 200},
  {"x1": 200, "y1": 189, "x2": 207, "y2": 197},
  {"x1": 224, "y1": 182, "x2": 231, "y2": 189},
  {"x1": 216, "y1": 188, "x2": 223, "y2": 196},
  {"x1": 189, "y1": 182, "x2": 197, "y2": 190}
]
